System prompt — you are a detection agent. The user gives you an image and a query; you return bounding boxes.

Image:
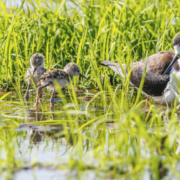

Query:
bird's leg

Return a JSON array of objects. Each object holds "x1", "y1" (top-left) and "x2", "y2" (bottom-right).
[
  {"x1": 39, "y1": 87, "x2": 43, "y2": 98},
  {"x1": 50, "y1": 105, "x2": 54, "y2": 113},
  {"x1": 50, "y1": 89, "x2": 55, "y2": 107},
  {"x1": 50, "y1": 105, "x2": 54, "y2": 119},
  {"x1": 36, "y1": 83, "x2": 50, "y2": 105},
  {"x1": 24, "y1": 84, "x2": 30, "y2": 101},
  {"x1": 36, "y1": 108, "x2": 40, "y2": 121},
  {"x1": 146, "y1": 96, "x2": 150, "y2": 107}
]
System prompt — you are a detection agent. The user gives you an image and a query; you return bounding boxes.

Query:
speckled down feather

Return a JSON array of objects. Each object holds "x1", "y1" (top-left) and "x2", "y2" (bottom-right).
[
  {"x1": 25, "y1": 67, "x2": 46, "y2": 85},
  {"x1": 25, "y1": 53, "x2": 46, "y2": 85},
  {"x1": 39, "y1": 69, "x2": 70, "y2": 91},
  {"x1": 39, "y1": 69, "x2": 69, "y2": 82}
]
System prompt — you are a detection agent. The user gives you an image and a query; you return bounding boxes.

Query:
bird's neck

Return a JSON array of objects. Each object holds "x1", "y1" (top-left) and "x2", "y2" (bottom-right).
[
  {"x1": 69, "y1": 74, "x2": 73, "y2": 81},
  {"x1": 65, "y1": 70, "x2": 73, "y2": 79},
  {"x1": 174, "y1": 59, "x2": 180, "y2": 71},
  {"x1": 31, "y1": 64, "x2": 44, "y2": 69}
]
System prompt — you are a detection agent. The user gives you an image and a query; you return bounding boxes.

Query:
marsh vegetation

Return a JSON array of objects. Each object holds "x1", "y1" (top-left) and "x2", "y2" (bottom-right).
[{"x1": 1, "y1": 0, "x2": 180, "y2": 179}]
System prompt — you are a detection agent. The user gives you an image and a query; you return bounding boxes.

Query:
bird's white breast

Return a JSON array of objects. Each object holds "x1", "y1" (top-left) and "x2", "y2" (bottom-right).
[{"x1": 163, "y1": 59, "x2": 180, "y2": 104}]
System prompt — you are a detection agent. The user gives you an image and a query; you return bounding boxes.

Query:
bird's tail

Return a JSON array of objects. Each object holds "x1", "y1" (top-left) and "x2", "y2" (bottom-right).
[{"x1": 98, "y1": 60, "x2": 126, "y2": 78}]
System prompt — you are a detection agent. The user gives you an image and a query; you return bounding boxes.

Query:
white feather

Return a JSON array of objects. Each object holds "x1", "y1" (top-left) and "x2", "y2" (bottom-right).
[{"x1": 152, "y1": 59, "x2": 180, "y2": 104}]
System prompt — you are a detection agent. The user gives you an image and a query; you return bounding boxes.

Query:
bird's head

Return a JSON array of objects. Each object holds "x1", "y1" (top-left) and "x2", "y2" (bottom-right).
[
  {"x1": 163, "y1": 34, "x2": 180, "y2": 75},
  {"x1": 64, "y1": 62, "x2": 87, "y2": 79},
  {"x1": 30, "y1": 53, "x2": 45, "y2": 75}
]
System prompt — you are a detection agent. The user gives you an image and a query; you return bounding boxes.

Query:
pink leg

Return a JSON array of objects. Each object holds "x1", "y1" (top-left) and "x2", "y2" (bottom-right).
[
  {"x1": 50, "y1": 90, "x2": 55, "y2": 107},
  {"x1": 36, "y1": 83, "x2": 50, "y2": 106},
  {"x1": 36, "y1": 108, "x2": 40, "y2": 121},
  {"x1": 36, "y1": 87, "x2": 42, "y2": 105},
  {"x1": 24, "y1": 84, "x2": 30, "y2": 101},
  {"x1": 146, "y1": 96, "x2": 150, "y2": 107}
]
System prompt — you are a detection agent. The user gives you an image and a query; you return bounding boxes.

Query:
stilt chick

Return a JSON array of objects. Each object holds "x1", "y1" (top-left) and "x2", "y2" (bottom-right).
[
  {"x1": 24, "y1": 53, "x2": 46, "y2": 101},
  {"x1": 36, "y1": 62, "x2": 87, "y2": 106}
]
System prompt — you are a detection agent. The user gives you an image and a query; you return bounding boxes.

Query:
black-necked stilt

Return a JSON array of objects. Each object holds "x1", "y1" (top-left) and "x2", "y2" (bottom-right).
[
  {"x1": 36, "y1": 62, "x2": 87, "y2": 106},
  {"x1": 99, "y1": 34, "x2": 180, "y2": 105},
  {"x1": 24, "y1": 53, "x2": 46, "y2": 101}
]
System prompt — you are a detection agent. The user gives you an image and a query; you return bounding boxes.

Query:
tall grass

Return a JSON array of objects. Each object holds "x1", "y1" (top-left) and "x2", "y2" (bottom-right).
[
  {"x1": 0, "y1": 0, "x2": 179, "y2": 87},
  {"x1": 1, "y1": 0, "x2": 180, "y2": 179}
]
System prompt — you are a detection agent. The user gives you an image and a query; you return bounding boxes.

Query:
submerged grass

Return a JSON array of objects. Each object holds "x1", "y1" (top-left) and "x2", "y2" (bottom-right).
[{"x1": 1, "y1": 0, "x2": 180, "y2": 179}]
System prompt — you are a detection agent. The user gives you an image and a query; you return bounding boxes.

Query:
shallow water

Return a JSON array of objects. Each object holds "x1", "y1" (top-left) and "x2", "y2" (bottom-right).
[
  {"x1": 1, "y1": 86, "x2": 180, "y2": 180},
  {"x1": 0, "y1": 87, "x2": 111, "y2": 179},
  {"x1": 4, "y1": 0, "x2": 76, "y2": 9}
]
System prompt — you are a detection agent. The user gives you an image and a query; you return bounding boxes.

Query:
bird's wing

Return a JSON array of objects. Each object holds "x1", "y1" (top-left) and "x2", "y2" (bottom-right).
[
  {"x1": 41, "y1": 68, "x2": 47, "y2": 74},
  {"x1": 55, "y1": 70, "x2": 68, "y2": 80},
  {"x1": 39, "y1": 69, "x2": 68, "y2": 81},
  {"x1": 129, "y1": 51, "x2": 174, "y2": 96},
  {"x1": 98, "y1": 60, "x2": 126, "y2": 77},
  {"x1": 99, "y1": 61, "x2": 170, "y2": 96},
  {"x1": 132, "y1": 51, "x2": 175, "y2": 75},
  {"x1": 99, "y1": 51, "x2": 175, "y2": 96},
  {"x1": 130, "y1": 67, "x2": 170, "y2": 96}
]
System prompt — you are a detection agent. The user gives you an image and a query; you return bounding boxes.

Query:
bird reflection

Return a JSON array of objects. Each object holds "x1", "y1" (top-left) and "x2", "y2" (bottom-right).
[
  {"x1": 28, "y1": 130, "x2": 42, "y2": 145},
  {"x1": 27, "y1": 107, "x2": 76, "y2": 146}
]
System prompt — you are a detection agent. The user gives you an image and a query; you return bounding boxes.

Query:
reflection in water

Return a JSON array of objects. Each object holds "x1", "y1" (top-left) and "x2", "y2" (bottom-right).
[
  {"x1": 2, "y1": 86, "x2": 180, "y2": 179},
  {"x1": 27, "y1": 107, "x2": 77, "y2": 146},
  {"x1": 29, "y1": 130, "x2": 42, "y2": 145}
]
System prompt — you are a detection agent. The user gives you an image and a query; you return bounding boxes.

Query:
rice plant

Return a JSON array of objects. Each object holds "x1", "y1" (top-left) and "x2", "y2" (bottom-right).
[{"x1": 0, "y1": 0, "x2": 180, "y2": 179}]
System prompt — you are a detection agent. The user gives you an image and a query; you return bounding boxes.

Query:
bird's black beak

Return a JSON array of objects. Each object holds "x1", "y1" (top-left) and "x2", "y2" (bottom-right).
[
  {"x1": 80, "y1": 73, "x2": 87, "y2": 79},
  {"x1": 33, "y1": 68, "x2": 37, "y2": 75},
  {"x1": 163, "y1": 55, "x2": 179, "y2": 75}
]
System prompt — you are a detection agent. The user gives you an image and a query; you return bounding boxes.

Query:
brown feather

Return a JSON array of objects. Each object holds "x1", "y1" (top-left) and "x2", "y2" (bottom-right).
[
  {"x1": 99, "y1": 51, "x2": 178, "y2": 97},
  {"x1": 39, "y1": 69, "x2": 68, "y2": 82}
]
